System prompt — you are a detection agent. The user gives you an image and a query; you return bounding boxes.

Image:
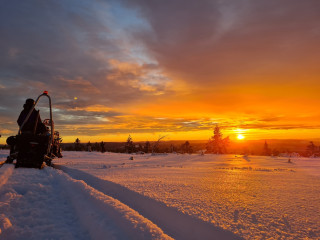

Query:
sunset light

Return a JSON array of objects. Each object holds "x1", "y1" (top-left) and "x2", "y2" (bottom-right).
[
  {"x1": 0, "y1": 0, "x2": 320, "y2": 145},
  {"x1": 237, "y1": 134, "x2": 245, "y2": 140},
  {"x1": 1, "y1": 1, "x2": 320, "y2": 240}
]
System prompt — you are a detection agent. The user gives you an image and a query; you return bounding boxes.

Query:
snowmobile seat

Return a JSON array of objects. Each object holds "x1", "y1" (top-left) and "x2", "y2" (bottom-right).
[{"x1": 15, "y1": 133, "x2": 50, "y2": 169}]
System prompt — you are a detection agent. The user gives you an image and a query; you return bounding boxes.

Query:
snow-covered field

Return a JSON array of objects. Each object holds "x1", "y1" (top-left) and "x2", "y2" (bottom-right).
[{"x1": 1, "y1": 150, "x2": 319, "y2": 239}]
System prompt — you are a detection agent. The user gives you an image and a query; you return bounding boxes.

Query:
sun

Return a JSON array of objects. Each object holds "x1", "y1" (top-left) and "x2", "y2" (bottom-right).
[{"x1": 237, "y1": 134, "x2": 245, "y2": 140}]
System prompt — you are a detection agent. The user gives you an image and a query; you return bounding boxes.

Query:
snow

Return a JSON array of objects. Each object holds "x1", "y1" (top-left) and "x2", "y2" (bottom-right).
[
  {"x1": 0, "y1": 151, "x2": 171, "y2": 240},
  {"x1": 1, "y1": 149, "x2": 320, "y2": 239}
]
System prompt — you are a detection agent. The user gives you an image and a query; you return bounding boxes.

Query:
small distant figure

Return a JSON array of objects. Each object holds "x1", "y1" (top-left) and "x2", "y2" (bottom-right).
[
  {"x1": 288, "y1": 158, "x2": 292, "y2": 163},
  {"x1": 100, "y1": 141, "x2": 105, "y2": 153},
  {"x1": 129, "y1": 156, "x2": 134, "y2": 160}
]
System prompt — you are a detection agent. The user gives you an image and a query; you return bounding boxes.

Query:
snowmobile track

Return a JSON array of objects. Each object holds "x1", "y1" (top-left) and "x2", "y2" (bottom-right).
[
  {"x1": 0, "y1": 164, "x2": 172, "y2": 239},
  {"x1": 53, "y1": 164, "x2": 243, "y2": 240}
]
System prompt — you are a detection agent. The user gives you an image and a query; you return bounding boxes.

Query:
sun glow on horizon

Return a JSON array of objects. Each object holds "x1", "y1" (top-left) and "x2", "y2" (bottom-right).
[
  {"x1": 237, "y1": 134, "x2": 245, "y2": 140},
  {"x1": 233, "y1": 128, "x2": 247, "y2": 140}
]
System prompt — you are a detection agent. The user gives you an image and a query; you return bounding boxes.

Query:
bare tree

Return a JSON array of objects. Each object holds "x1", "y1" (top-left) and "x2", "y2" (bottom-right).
[{"x1": 152, "y1": 135, "x2": 167, "y2": 155}]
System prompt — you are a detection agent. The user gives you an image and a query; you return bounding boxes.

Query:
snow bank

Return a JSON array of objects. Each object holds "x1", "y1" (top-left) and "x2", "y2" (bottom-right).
[{"x1": 0, "y1": 164, "x2": 14, "y2": 188}]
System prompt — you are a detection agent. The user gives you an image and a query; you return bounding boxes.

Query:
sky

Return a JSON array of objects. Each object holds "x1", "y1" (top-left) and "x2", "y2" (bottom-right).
[{"x1": 1, "y1": 0, "x2": 320, "y2": 144}]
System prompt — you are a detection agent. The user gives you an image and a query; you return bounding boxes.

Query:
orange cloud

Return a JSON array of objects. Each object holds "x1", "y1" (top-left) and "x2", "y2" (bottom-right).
[{"x1": 70, "y1": 105, "x2": 113, "y2": 113}]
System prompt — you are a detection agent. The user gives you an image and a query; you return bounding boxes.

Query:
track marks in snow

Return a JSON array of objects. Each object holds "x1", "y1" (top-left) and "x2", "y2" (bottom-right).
[
  {"x1": 52, "y1": 167, "x2": 172, "y2": 240},
  {"x1": 0, "y1": 165, "x2": 171, "y2": 240},
  {"x1": 0, "y1": 167, "x2": 90, "y2": 239},
  {"x1": 54, "y1": 164, "x2": 242, "y2": 240}
]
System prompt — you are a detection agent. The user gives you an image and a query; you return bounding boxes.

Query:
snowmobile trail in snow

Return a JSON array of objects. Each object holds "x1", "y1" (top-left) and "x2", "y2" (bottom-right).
[
  {"x1": 0, "y1": 165, "x2": 89, "y2": 239},
  {"x1": 0, "y1": 165, "x2": 171, "y2": 239},
  {"x1": 54, "y1": 164, "x2": 243, "y2": 240}
]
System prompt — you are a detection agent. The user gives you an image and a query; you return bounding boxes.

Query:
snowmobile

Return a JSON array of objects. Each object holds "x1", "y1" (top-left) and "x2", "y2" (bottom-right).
[{"x1": 6, "y1": 91, "x2": 62, "y2": 169}]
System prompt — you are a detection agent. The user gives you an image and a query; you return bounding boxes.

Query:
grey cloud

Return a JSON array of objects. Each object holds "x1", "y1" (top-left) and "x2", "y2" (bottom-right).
[
  {"x1": 0, "y1": 0, "x2": 169, "y2": 135},
  {"x1": 120, "y1": 0, "x2": 320, "y2": 85}
]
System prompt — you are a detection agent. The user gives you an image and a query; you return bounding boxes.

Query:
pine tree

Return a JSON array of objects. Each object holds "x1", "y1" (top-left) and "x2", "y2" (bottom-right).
[
  {"x1": 87, "y1": 141, "x2": 92, "y2": 152},
  {"x1": 181, "y1": 141, "x2": 192, "y2": 154},
  {"x1": 100, "y1": 141, "x2": 106, "y2": 153},
  {"x1": 125, "y1": 135, "x2": 134, "y2": 153},
  {"x1": 263, "y1": 140, "x2": 271, "y2": 156},
  {"x1": 75, "y1": 138, "x2": 81, "y2": 151},
  {"x1": 206, "y1": 125, "x2": 229, "y2": 154}
]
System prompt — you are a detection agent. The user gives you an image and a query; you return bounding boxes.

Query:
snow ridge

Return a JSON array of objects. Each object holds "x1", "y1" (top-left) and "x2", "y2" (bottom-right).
[
  {"x1": 51, "y1": 167, "x2": 172, "y2": 240},
  {"x1": 0, "y1": 164, "x2": 14, "y2": 189}
]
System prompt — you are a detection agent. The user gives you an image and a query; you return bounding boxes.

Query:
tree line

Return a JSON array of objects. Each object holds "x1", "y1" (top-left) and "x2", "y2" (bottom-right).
[{"x1": 57, "y1": 126, "x2": 320, "y2": 157}]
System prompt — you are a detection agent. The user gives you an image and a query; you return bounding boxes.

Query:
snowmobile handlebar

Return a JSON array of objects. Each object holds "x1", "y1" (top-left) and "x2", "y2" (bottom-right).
[{"x1": 18, "y1": 91, "x2": 54, "y2": 146}]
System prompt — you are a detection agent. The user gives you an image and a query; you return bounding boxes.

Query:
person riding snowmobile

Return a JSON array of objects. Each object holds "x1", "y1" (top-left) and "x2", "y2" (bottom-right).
[
  {"x1": 17, "y1": 98, "x2": 47, "y2": 134},
  {"x1": 6, "y1": 92, "x2": 63, "y2": 167},
  {"x1": 6, "y1": 98, "x2": 48, "y2": 163}
]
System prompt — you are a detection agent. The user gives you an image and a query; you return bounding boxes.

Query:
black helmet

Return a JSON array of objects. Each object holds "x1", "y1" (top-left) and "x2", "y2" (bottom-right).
[{"x1": 23, "y1": 98, "x2": 35, "y2": 109}]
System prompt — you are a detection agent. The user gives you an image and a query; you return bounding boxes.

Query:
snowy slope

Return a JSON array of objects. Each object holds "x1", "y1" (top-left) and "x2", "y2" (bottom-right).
[{"x1": 1, "y1": 150, "x2": 320, "y2": 239}]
